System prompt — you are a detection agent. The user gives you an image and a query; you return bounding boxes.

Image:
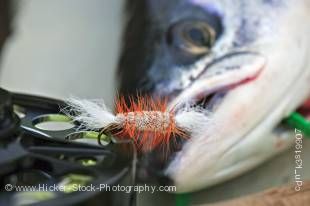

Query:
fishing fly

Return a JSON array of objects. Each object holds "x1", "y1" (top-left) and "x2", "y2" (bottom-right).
[{"x1": 65, "y1": 95, "x2": 210, "y2": 151}]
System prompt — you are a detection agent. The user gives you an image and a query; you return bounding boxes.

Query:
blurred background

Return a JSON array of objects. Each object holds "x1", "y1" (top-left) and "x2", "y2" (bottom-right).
[
  {"x1": 0, "y1": 1, "x2": 309, "y2": 205},
  {"x1": 0, "y1": 0, "x2": 123, "y2": 107}
]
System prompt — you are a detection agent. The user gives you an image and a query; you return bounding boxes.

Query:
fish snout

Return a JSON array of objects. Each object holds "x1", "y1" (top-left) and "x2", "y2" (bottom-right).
[{"x1": 136, "y1": 52, "x2": 267, "y2": 185}]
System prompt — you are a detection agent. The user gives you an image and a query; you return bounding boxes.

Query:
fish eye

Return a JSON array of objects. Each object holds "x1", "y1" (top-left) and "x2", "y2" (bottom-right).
[{"x1": 167, "y1": 20, "x2": 216, "y2": 58}]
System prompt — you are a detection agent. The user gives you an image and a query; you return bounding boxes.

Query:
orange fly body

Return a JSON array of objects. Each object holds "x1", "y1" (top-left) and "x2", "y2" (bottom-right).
[
  {"x1": 105, "y1": 95, "x2": 186, "y2": 151},
  {"x1": 66, "y1": 96, "x2": 207, "y2": 152}
]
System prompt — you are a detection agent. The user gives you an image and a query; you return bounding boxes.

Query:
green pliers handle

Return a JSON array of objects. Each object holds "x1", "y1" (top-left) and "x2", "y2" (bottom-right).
[{"x1": 285, "y1": 112, "x2": 310, "y2": 138}]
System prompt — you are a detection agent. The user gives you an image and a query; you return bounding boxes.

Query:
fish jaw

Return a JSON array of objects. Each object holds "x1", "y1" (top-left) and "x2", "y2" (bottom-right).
[
  {"x1": 165, "y1": 4, "x2": 310, "y2": 192},
  {"x1": 168, "y1": 52, "x2": 266, "y2": 109}
]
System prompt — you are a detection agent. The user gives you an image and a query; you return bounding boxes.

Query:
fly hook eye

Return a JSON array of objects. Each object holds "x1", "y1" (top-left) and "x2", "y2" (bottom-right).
[{"x1": 98, "y1": 123, "x2": 120, "y2": 146}]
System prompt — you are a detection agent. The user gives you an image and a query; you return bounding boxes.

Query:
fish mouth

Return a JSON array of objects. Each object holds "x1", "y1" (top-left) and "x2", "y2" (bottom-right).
[
  {"x1": 169, "y1": 51, "x2": 266, "y2": 111},
  {"x1": 138, "y1": 51, "x2": 267, "y2": 181}
]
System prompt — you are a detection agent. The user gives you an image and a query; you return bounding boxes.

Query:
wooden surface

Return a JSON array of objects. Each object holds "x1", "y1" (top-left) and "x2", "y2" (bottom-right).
[{"x1": 209, "y1": 181, "x2": 310, "y2": 206}]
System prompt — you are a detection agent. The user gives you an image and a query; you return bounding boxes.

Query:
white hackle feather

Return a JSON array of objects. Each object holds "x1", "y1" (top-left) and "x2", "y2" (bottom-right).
[
  {"x1": 175, "y1": 106, "x2": 212, "y2": 137},
  {"x1": 64, "y1": 98, "x2": 117, "y2": 130}
]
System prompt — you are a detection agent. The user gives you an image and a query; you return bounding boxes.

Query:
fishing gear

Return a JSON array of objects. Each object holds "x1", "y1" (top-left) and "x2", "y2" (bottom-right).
[
  {"x1": 0, "y1": 87, "x2": 136, "y2": 206},
  {"x1": 66, "y1": 96, "x2": 211, "y2": 152}
]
